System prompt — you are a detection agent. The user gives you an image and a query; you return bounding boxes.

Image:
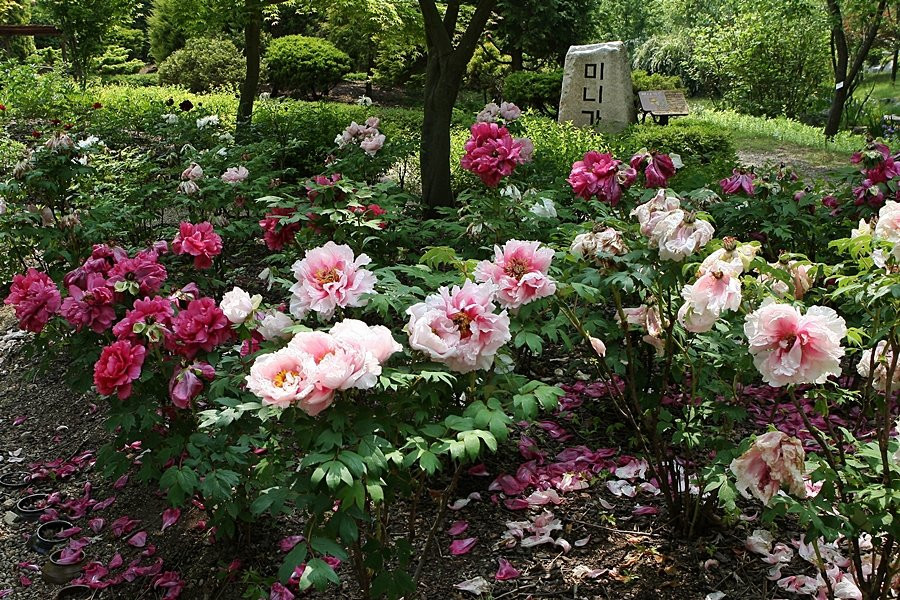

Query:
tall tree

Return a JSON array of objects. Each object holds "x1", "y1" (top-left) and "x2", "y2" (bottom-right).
[
  {"x1": 492, "y1": 0, "x2": 599, "y2": 69},
  {"x1": 236, "y1": 0, "x2": 289, "y2": 133},
  {"x1": 824, "y1": 0, "x2": 889, "y2": 136},
  {"x1": 418, "y1": 0, "x2": 496, "y2": 209}
]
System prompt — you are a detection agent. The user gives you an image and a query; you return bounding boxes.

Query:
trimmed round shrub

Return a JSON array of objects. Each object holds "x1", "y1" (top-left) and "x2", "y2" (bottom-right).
[
  {"x1": 157, "y1": 37, "x2": 245, "y2": 93},
  {"x1": 265, "y1": 35, "x2": 351, "y2": 99},
  {"x1": 504, "y1": 70, "x2": 563, "y2": 118}
]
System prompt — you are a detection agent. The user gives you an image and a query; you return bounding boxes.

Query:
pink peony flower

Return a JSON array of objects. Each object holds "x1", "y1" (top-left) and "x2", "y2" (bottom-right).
[
  {"x1": 171, "y1": 222, "x2": 223, "y2": 270},
  {"x1": 719, "y1": 168, "x2": 755, "y2": 196},
  {"x1": 181, "y1": 163, "x2": 203, "y2": 181},
  {"x1": 744, "y1": 299, "x2": 846, "y2": 387},
  {"x1": 289, "y1": 242, "x2": 377, "y2": 320},
  {"x1": 113, "y1": 296, "x2": 174, "y2": 342},
  {"x1": 730, "y1": 431, "x2": 806, "y2": 506},
  {"x1": 259, "y1": 208, "x2": 301, "y2": 251},
  {"x1": 677, "y1": 270, "x2": 742, "y2": 333},
  {"x1": 567, "y1": 151, "x2": 636, "y2": 206},
  {"x1": 499, "y1": 101, "x2": 522, "y2": 121},
  {"x1": 856, "y1": 340, "x2": 900, "y2": 392},
  {"x1": 474, "y1": 240, "x2": 556, "y2": 309},
  {"x1": 63, "y1": 244, "x2": 127, "y2": 289},
  {"x1": 220, "y1": 166, "x2": 248, "y2": 184},
  {"x1": 406, "y1": 280, "x2": 511, "y2": 373},
  {"x1": 93, "y1": 340, "x2": 146, "y2": 399},
  {"x1": 476, "y1": 102, "x2": 500, "y2": 122},
  {"x1": 328, "y1": 319, "x2": 402, "y2": 363},
  {"x1": 648, "y1": 210, "x2": 715, "y2": 262},
  {"x1": 61, "y1": 274, "x2": 116, "y2": 334},
  {"x1": 169, "y1": 297, "x2": 232, "y2": 359},
  {"x1": 630, "y1": 150, "x2": 676, "y2": 188},
  {"x1": 306, "y1": 173, "x2": 343, "y2": 203},
  {"x1": 107, "y1": 250, "x2": 167, "y2": 296},
  {"x1": 244, "y1": 347, "x2": 324, "y2": 412},
  {"x1": 460, "y1": 122, "x2": 530, "y2": 187},
  {"x1": 168, "y1": 362, "x2": 215, "y2": 408},
  {"x1": 4, "y1": 268, "x2": 61, "y2": 332}
]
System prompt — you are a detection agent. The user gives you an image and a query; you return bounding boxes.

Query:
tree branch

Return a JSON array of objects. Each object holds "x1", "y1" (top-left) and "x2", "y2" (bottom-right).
[
  {"x1": 847, "y1": 0, "x2": 889, "y2": 82},
  {"x1": 443, "y1": 0, "x2": 461, "y2": 36},
  {"x1": 419, "y1": 0, "x2": 452, "y2": 55},
  {"x1": 457, "y1": 0, "x2": 498, "y2": 61}
]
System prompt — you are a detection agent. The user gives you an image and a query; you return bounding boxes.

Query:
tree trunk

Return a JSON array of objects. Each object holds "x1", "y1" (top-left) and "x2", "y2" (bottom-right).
[
  {"x1": 421, "y1": 54, "x2": 460, "y2": 209},
  {"x1": 510, "y1": 47, "x2": 523, "y2": 71},
  {"x1": 893, "y1": 45, "x2": 898, "y2": 83},
  {"x1": 825, "y1": 85, "x2": 849, "y2": 136},
  {"x1": 237, "y1": 2, "x2": 262, "y2": 135},
  {"x1": 365, "y1": 52, "x2": 374, "y2": 97}
]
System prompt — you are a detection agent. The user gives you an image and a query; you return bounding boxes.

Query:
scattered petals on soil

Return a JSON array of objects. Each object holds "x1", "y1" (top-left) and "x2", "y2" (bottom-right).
[
  {"x1": 450, "y1": 537, "x2": 478, "y2": 555},
  {"x1": 495, "y1": 557, "x2": 520, "y2": 581},
  {"x1": 127, "y1": 530, "x2": 148, "y2": 547},
  {"x1": 161, "y1": 507, "x2": 181, "y2": 531},
  {"x1": 279, "y1": 535, "x2": 304, "y2": 552},
  {"x1": 447, "y1": 520, "x2": 469, "y2": 536},
  {"x1": 454, "y1": 576, "x2": 490, "y2": 595}
]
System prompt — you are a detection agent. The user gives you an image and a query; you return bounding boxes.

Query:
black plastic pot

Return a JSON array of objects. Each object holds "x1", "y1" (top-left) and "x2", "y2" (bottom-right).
[
  {"x1": 0, "y1": 471, "x2": 31, "y2": 489},
  {"x1": 42, "y1": 548, "x2": 87, "y2": 585},
  {"x1": 15, "y1": 493, "x2": 49, "y2": 522},
  {"x1": 55, "y1": 585, "x2": 95, "y2": 600},
  {"x1": 28, "y1": 519, "x2": 73, "y2": 554}
]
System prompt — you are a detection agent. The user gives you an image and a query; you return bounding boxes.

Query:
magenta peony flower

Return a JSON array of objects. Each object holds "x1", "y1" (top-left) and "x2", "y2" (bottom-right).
[
  {"x1": 269, "y1": 583, "x2": 295, "y2": 600},
  {"x1": 719, "y1": 169, "x2": 755, "y2": 196},
  {"x1": 259, "y1": 208, "x2": 301, "y2": 251},
  {"x1": 93, "y1": 340, "x2": 146, "y2": 399},
  {"x1": 474, "y1": 240, "x2": 557, "y2": 309},
  {"x1": 406, "y1": 280, "x2": 511, "y2": 373},
  {"x1": 113, "y1": 296, "x2": 174, "y2": 342},
  {"x1": 289, "y1": 241, "x2": 377, "y2": 320},
  {"x1": 171, "y1": 222, "x2": 223, "y2": 270},
  {"x1": 567, "y1": 151, "x2": 635, "y2": 206},
  {"x1": 744, "y1": 299, "x2": 846, "y2": 387},
  {"x1": 630, "y1": 150, "x2": 676, "y2": 188},
  {"x1": 168, "y1": 361, "x2": 215, "y2": 408},
  {"x1": 730, "y1": 431, "x2": 806, "y2": 506},
  {"x1": 169, "y1": 297, "x2": 232, "y2": 359},
  {"x1": 306, "y1": 173, "x2": 343, "y2": 203},
  {"x1": 60, "y1": 273, "x2": 116, "y2": 333},
  {"x1": 460, "y1": 122, "x2": 531, "y2": 187},
  {"x1": 107, "y1": 250, "x2": 168, "y2": 296},
  {"x1": 220, "y1": 166, "x2": 249, "y2": 184},
  {"x1": 4, "y1": 268, "x2": 61, "y2": 332},
  {"x1": 63, "y1": 244, "x2": 127, "y2": 289}
]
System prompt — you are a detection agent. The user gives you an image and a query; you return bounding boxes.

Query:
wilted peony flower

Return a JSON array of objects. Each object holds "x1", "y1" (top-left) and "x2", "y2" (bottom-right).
[
  {"x1": 698, "y1": 242, "x2": 757, "y2": 276},
  {"x1": 60, "y1": 273, "x2": 116, "y2": 334},
  {"x1": 744, "y1": 299, "x2": 846, "y2": 387},
  {"x1": 289, "y1": 241, "x2": 377, "y2": 320},
  {"x1": 181, "y1": 163, "x2": 203, "y2": 181},
  {"x1": 763, "y1": 258, "x2": 813, "y2": 300},
  {"x1": 196, "y1": 115, "x2": 219, "y2": 129},
  {"x1": 856, "y1": 340, "x2": 900, "y2": 392},
  {"x1": 44, "y1": 132, "x2": 74, "y2": 153},
  {"x1": 474, "y1": 240, "x2": 556, "y2": 309},
  {"x1": 631, "y1": 188, "x2": 681, "y2": 237},
  {"x1": 169, "y1": 361, "x2": 215, "y2": 408},
  {"x1": 567, "y1": 151, "x2": 636, "y2": 206},
  {"x1": 93, "y1": 340, "x2": 147, "y2": 399},
  {"x1": 259, "y1": 208, "x2": 301, "y2": 251},
  {"x1": 0, "y1": 196, "x2": 6, "y2": 215},
  {"x1": 178, "y1": 180, "x2": 200, "y2": 196},
  {"x1": 219, "y1": 287, "x2": 262, "y2": 324},
  {"x1": 619, "y1": 304, "x2": 666, "y2": 353},
  {"x1": 256, "y1": 310, "x2": 294, "y2": 341},
  {"x1": 571, "y1": 228, "x2": 628, "y2": 260},
  {"x1": 162, "y1": 113, "x2": 178, "y2": 124},
  {"x1": 499, "y1": 101, "x2": 521, "y2": 121},
  {"x1": 719, "y1": 168, "x2": 755, "y2": 196},
  {"x1": 476, "y1": 102, "x2": 500, "y2": 122},
  {"x1": 221, "y1": 166, "x2": 249, "y2": 184},
  {"x1": 406, "y1": 280, "x2": 511, "y2": 373},
  {"x1": 630, "y1": 149, "x2": 677, "y2": 188},
  {"x1": 461, "y1": 122, "x2": 531, "y2": 187},
  {"x1": 730, "y1": 431, "x2": 806, "y2": 506},
  {"x1": 649, "y1": 210, "x2": 715, "y2": 261},
  {"x1": 4, "y1": 268, "x2": 62, "y2": 332},
  {"x1": 172, "y1": 222, "x2": 223, "y2": 269},
  {"x1": 677, "y1": 270, "x2": 742, "y2": 333}
]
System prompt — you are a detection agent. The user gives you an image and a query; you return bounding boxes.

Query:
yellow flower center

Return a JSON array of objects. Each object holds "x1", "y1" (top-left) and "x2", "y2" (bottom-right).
[
  {"x1": 503, "y1": 257, "x2": 530, "y2": 280},
  {"x1": 314, "y1": 267, "x2": 340, "y2": 285},
  {"x1": 273, "y1": 370, "x2": 298, "y2": 388},
  {"x1": 451, "y1": 311, "x2": 474, "y2": 339}
]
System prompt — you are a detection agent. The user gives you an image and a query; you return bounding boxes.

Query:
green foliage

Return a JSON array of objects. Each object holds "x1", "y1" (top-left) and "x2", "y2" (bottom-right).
[
  {"x1": 107, "y1": 26, "x2": 148, "y2": 61},
  {"x1": 265, "y1": 35, "x2": 352, "y2": 99},
  {"x1": 631, "y1": 69, "x2": 682, "y2": 92},
  {"x1": 157, "y1": 36, "x2": 245, "y2": 93},
  {"x1": 0, "y1": 0, "x2": 35, "y2": 60},
  {"x1": 0, "y1": 60, "x2": 79, "y2": 120},
  {"x1": 503, "y1": 70, "x2": 562, "y2": 118},
  {"x1": 147, "y1": 0, "x2": 242, "y2": 63},
  {"x1": 632, "y1": 34, "x2": 696, "y2": 92},
  {"x1": 493, "y1": 0, "x2": 600, "y2": 65},
  {"x1": 96, "y1": 45, "x2": 144, "y2": 76},
  {"x1": 466, "y1": 42, "x2": 508, "y2": 101}
]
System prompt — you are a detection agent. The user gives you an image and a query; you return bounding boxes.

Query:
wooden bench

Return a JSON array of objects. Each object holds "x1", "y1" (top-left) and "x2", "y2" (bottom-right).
[{"x1": 638, "y1": 90, "x2": 689, "y2": 125}]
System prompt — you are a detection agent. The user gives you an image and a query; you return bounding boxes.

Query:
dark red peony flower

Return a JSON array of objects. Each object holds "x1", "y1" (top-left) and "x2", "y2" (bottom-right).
[
  {"x1": 4, "y1": 269, "x2": 61, "y2": 332},
  {"x1": 93, "y1": 340, "x2": 146, "y2": 399}
]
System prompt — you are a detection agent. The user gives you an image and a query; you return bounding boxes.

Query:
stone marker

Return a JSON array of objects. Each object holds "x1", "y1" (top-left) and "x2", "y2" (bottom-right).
[{"x1": 558, "y1": 41, "x2": 635, "y2": 133}]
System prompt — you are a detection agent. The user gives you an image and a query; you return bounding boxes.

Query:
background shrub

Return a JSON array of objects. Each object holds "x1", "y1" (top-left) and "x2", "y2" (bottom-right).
[
  {"x1": 504, "y1": 70, "x2": 563, "y2": 118},
  {"x1": 157, "y1": 37, "x2": 245, "y2": 93},
  {"x1": 631, "y1": 70, "x2": 682, "y2": 93},
  {"x1": 96, "y1": 45, "x2": 144, "y2": 75},
  {"x1": 632, "y1": 34, "x2": 696, "y2": 93},
  {"x1": 0, "y1": 0, "x2": 35, "y2": 60},
  {"x1": 265, "y1": 35, "x2": 352, "y2": 99},
  {"x1": 147, "y1": 0, "x2": 241, "y2": 63}
]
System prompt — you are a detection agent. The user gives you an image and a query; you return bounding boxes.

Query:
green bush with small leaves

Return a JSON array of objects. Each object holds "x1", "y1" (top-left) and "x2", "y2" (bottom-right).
[
  {"x1": 503, "y1": 70, "x2": 562, "y2": 118},
  {"x1": 265, "y1": 35, "x2": 352, "y2": 99},
  {"x1": 631, "y1": 69, "x2": 683, "y2": 93},
  {"x1": 157, "y1": 37, "x2": 245, "y2": 93}
]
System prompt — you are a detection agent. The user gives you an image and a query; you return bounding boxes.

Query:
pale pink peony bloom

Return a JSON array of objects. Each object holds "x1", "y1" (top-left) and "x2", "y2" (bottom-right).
[
  {"x1": 406, "y1": 280, "x2": 511, "y2": 373},
  {"x1": 630, "y1": 189, "x2": 681, "y2": 237},
  {"x1": 499, "y1": 102, "x2": 521, "y2": 121},
  {"x1": 570, "y1": 228, "x2": 627, "y2": 260},
  {"x1": 220, "y1": 166, "x2": 249, "y2": 184},
  {"x1": 245, "y1": 347, "x2": 320, "y2": 409},
  {"x1": 336, "y1": 119, "x2": 385, "y2": 156},
  {"x1": 289, "y1": 242, "x2": 377, "y2": 320},
  {"x1": 181, "y1": 163, "x2": 203, "y2": 181},
  {"x1": 359, "y1": 133, "x2": 385, "y2": 156},
  {"x1": 256, "y1": 310, "x2": 294, "y2": 341},
  {"x1": 677, "y1": 270, "x2": 742, "y2": 333},
  {"x1": 649, "y1": 210, "x2": 715, "y2": 261},
  {"x1": 698, "y1": 242, "x2": 757, "y2": 276},
  {"x1": 730, "y1": 431, "x2": 806, "y2": 506},
  {"x1": 474, "y1": 240, "x2": 556, "y2": 309},
  {"x1": 744, "y1": 299, "x2": 847, "y2": 387},
  {"x1": 875, "y1": 200, "x2": 900, "y2": 243},
  {"x1": 329, "y1": 318, "x2": 402, "y2": 363},
  {"x1": 588, "y1": 336, "x2": 606, "y2": 357},
  {"x1": 219, "y1": 287, "x2": 261, "y2": 324},
  {"x1": 856, "y1": 340, "x2": 900, "y2": 392},
  {"x1": 476, "y1": 102, "x2": 500, "y2": 123}
]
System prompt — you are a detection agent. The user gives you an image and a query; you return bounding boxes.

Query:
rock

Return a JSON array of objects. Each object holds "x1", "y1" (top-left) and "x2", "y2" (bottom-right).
[{"x1": 558, "y1": 41, "x2": 636, "y2": 133}]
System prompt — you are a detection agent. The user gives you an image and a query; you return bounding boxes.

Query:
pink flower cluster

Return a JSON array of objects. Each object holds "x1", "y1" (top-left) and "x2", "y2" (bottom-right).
[
  {"x1": 744, "y1": 299, "x2": 846, "y2": 387},
  {"x1": 406, "y1": 280, "x2": 511, "y2": 373},
  {"x1": 730, "y1": 431, "x2": 806, "y2": 505},
  {"x1": 172, "y1": 222, "x2": 222, "y2": 269},
  {"x1": 289, "y1": 242, "x2": 377, "y2": 320},
  {"x1": 336, "y1": 117, "x2": 385, "y2": 156},
  {"x1": 851, "y1": 142, "x2": 900, "y2": 208},
  {"x1": 630, "y1": 150, "x2": 676, "y2": 188},
  {"x1": 4, "y1": 268, "x2": 61, "y2": 332},
  {"x1": 474, "y1": 240, "x2": 556, "y2": 309},
  {"x1": 567, "y1": 151, "x2": 636, "y2": 206},
  {"x1": 719, "y1": 168, "x2": 755, "y2": 196},
  {"x1": 245, "y1": 319, "x2": 401, "y2": 416},
  {"x1": 460, "y1": 122, "x2": 533, "y2": 187},
  {"x1": 220, "y1": 166, "x2": 249, "y2": 184},
  {"x1": 632, "y1": 190, "x2": 714, "y2": 261}
]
